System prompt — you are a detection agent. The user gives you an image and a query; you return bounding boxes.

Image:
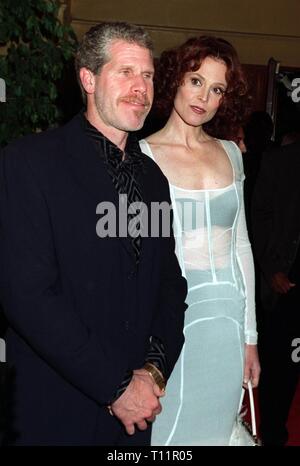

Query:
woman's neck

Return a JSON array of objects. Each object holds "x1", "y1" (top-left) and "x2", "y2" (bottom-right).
[{"x1": 159, "y1": 111, "x2": 212, "y2": 148}]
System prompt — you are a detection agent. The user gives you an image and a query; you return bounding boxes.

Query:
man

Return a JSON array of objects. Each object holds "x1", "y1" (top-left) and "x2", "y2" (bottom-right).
[
  {"x1": 0, "y1": 22, "x2": 187, "y2": 446},
  {"x1": 252, "y1": 140, "x2": 300, "y2": 446}
]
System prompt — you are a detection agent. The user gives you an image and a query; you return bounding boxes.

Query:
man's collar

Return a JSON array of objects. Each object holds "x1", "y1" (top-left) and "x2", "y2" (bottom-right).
[{"x1": 81, "y1": 111, "x2": 143, "y2": 161}]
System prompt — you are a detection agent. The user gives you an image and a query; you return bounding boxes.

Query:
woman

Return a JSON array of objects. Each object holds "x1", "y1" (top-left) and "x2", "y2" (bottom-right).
[{"x1": 139, "y1": 36, "x2": 260, "y2": 446}]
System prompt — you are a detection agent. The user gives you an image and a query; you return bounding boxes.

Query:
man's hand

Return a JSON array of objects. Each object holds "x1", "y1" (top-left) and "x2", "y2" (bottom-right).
[
  {"x1": 243, "y1": 344, "x2": 261, "y2": 388},
  {"x1": 110, "y1": 368, "x2": 165, "y2": 435},
  {"x1": 271, "y1": 272, "x2": 296, "y2": 294}
]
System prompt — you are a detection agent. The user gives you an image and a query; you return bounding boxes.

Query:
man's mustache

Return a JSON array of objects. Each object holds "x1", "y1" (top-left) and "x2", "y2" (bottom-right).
[{"x1": 120, "y1": 95, "x2": 151, "y2": 107}]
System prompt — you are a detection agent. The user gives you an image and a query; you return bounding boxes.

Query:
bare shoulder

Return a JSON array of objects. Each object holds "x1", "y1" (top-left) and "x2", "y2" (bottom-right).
[
  {"x1": 206, "y1": 138, "x2": 227, "y2": 155},
  {"x1": 144, "y1": 131, "x2": 175, "y2": 159},
  {"x1": 145, "y1": 129, "x2": 164, "y2": 146},
  {"x1": 204, "y1": 138, "x2": 234, "y2": 165},
  {"x1": 146, "y1": 131, "x2": 168, "y2": 148}
]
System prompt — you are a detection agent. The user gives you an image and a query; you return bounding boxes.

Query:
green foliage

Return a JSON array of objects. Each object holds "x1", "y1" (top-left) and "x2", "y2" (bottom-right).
[{"x1": 0, "y1": 0, "x2": 78, "y2": 147}]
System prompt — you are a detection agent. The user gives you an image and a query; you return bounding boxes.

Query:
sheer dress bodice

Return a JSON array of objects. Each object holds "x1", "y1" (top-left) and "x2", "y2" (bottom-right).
[{"x1": 139, "y1": 139, "x2": 257, "y2": 445}]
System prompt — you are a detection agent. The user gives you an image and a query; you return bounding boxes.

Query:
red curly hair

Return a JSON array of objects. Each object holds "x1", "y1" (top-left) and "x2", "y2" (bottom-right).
[{"x1": 154, "y1": 36, "x2": 252, "y2": 140}]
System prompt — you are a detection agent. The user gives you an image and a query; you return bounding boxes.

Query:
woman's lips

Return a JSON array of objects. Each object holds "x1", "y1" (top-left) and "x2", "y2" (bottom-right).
[{"x1": 190, "y1": 105, "x2": 206, "y2": 114}]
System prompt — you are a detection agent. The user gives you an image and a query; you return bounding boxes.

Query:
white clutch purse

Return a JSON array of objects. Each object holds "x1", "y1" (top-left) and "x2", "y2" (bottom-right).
[{"x1": 229, "y1": 381, "x2": 261, "y2": 446}]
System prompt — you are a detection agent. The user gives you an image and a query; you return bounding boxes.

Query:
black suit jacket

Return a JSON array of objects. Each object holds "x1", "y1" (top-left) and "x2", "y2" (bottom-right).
[
  {"x1": 0, "y1": 113, "x2": 187, "y2": 445},
  {"x1": 252, "y1": 141, "x2": 300, "y2": 309}
]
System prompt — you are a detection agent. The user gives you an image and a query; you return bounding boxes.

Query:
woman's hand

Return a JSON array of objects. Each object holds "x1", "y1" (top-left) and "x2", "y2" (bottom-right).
[{"x1": 243, "y1": 344, "x2": 261, "y2": 388}]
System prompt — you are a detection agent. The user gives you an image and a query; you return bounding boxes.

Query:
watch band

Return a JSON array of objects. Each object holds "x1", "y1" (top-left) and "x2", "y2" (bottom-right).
[{"x1": 143, "y1": 362, "x2": 166, "y2": 391}]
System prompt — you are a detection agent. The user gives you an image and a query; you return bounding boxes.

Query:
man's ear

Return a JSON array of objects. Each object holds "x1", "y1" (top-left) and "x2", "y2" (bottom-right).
[{"x1": 79, "y1": 68, "x2": 96, "y2": 95}]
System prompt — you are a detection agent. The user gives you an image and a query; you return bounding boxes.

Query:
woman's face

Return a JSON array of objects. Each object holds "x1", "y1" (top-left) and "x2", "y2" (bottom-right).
[{"x1": 173, "y1": 56, "x2": 227, "y2": 127}]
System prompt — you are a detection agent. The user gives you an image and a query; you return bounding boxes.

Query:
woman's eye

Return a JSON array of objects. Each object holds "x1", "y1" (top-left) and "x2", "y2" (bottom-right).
[
  {"x1": 213, "y1": 87, "x2": 225, "y2": 96},
  {"x1": 191, "y1": 78, "x2": 201, "y2": 86}
]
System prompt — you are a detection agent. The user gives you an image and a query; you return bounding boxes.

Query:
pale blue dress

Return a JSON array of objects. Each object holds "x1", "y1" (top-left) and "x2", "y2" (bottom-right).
[{"x1": 139, "y1": 139, "x2": 257, "y2": 446}]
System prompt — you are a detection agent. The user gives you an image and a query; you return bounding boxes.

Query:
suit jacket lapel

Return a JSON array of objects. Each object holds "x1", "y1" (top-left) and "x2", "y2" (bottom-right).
[{"x1": 63, "y1": 113, "x2": 136, "y2": 263}]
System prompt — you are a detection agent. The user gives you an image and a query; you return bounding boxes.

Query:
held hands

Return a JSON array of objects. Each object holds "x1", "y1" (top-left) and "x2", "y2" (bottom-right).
[
  {"x1": 110, "y1": 368, "x2": 165, "y2": 435},
  {"x1": 243, "y1": 344, "x2": 261, "y2": 389},
  {"x1": 271, "y1": 272, "x2": 296, "y2": 294}
]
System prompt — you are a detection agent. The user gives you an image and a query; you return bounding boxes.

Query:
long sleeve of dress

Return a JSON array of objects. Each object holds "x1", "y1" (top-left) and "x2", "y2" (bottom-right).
[{"x1": 235, "y1": 156, "x2": 258, "y2": 345}]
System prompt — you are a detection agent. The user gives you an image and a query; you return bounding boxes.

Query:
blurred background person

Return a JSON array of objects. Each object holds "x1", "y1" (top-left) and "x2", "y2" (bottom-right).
[
  {"x1": 242, "y1": 111, "x2": 274, "y2": 238},
  {"x1": 233, "y1": 126, "x2": 247, "y2": 154},
  {"x1": 252, "y1": 138, "x2": 300, "y2": 446}
]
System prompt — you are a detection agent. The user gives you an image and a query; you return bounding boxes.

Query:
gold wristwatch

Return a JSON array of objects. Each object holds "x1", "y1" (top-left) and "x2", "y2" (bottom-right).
[{"x1": 143, "y1": 362, "x2": 166, "y2": 391}]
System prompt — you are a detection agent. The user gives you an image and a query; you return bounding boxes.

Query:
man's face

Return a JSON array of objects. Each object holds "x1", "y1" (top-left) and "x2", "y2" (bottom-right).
[{"x1": 92, "y1": 40, "x2": 154, "y2": 132}]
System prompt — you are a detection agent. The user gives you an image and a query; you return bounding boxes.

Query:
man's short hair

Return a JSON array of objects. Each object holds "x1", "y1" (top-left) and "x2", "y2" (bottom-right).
[{"x1": 75, "y1": 21, "x2": 154, "y2": 103}]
